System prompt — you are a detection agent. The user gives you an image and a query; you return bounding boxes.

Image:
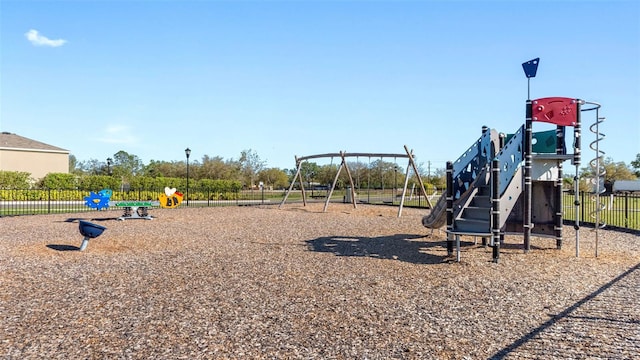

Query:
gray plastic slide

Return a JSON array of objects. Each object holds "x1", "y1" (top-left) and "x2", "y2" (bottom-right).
[{"x1": 421, "y1": 192, "x2": 447, "y2": 229}]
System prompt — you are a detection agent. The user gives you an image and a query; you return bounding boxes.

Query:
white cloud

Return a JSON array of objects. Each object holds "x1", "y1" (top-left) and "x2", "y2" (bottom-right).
[
  {"x1": 98, "y1": 125, "x2": 138, "y2": 145},
  {"x1": 25, "y1": 29, "x2": 67, "y2": 47}
]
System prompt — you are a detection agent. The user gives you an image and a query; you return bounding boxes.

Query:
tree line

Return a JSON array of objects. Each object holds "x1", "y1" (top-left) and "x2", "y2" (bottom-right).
[
  {"x1": 68, "y1": 149, "x2": 290, "y2": 191},
  {"x1": 1, "y1": 150, "x2": 638, "y2": 192},
  {"x1": 0, "y1": 148, "x2": 441, "y2": 192}
]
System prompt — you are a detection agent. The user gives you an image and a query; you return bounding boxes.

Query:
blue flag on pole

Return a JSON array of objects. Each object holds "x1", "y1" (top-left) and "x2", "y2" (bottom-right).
[{"x1": 522, "y1": 58, "x2": 540, "y2": 78}]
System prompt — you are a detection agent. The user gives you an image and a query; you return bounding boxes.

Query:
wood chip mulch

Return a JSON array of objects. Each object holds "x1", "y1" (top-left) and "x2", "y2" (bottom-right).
[{"x1": 1, "y1": 203, "x2": 638, "y2": 359}]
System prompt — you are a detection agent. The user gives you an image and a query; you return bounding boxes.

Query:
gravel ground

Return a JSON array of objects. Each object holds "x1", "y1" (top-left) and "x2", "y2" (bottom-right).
[{"x1": 1, "y1": 203, "x2": 639, "y2": 359}]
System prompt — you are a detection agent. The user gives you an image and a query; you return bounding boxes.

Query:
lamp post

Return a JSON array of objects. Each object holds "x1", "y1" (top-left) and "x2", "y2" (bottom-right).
[
  {"x1": 106, "y1": 157, "x2": 112, "y2": 175},
  {"x1": 185, "y1": 148, "x2": 191, "y2": 206},
  {"x1": 260, "y1": 181, "x2": 264, "y2": 205}
]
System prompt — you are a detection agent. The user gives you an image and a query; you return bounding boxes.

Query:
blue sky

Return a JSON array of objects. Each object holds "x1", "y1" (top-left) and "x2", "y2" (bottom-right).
[{"x1": 1, "y1": 0, "x2": 639, "y2": 173}]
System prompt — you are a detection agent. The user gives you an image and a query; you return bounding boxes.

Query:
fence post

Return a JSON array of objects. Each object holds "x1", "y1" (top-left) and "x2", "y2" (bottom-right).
[
  {"x1": 625, "y1": 192, "x2": 629, "y2": 228},
  {"x1": 48, "y1": 189, "x2": 51, "y2": 214},
  {"x1": 581, "y1": 191, "x2": 586, "y2": 224}
]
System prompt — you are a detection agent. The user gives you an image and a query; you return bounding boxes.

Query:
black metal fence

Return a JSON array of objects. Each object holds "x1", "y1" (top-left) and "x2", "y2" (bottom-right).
[
  {"x1": 562, "y1": 191, "x2": 640, "y2": 231},
  {"x1": 1, "y1": 188, "x2": 638, "y2": 232}
]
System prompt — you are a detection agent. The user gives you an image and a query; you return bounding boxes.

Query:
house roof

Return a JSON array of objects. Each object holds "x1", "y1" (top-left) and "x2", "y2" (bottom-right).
[{"x1": 0, "y1": 132, "x2": 69, "y2": 153}]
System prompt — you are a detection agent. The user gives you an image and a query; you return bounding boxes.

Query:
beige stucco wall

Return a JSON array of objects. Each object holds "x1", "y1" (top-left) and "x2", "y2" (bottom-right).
[{"x1": 0, "y1": 149, "x2": 69, "y2": 179}]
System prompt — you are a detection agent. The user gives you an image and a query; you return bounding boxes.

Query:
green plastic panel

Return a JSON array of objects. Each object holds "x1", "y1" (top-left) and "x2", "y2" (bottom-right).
[{"x1": 504, "y1": 129, "x2": 559, "y2": 154}]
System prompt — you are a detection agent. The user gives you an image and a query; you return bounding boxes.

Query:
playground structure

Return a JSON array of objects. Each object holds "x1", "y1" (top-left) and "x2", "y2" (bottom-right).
[
  {"x1": 84, "y1": 187, "x2": 184, "y2": 220},
  {"x1": 78, "y1": 220, "x2": 107, "y2": 251},
  {"x1": 112, "y1": 201, "x2": 157, "y2": 220},
  {"x1": 279, "y1": 145, "x2": 432, "y2": 217},
  {"x1": 422, "y1": 58, "x2": 606, "y2": 262}
]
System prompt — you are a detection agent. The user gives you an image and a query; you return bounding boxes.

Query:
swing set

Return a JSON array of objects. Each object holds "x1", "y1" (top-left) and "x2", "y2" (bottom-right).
[{"x1": 279, "y1": 145, "x2": 432, "y2": 217}]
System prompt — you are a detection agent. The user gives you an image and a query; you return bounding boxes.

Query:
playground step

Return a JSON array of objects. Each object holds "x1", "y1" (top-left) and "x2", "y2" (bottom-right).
[
  {"x1": 470, "y1": 195, "x2": 491, "y2": 208},
  {"x1": 461, "y1": 206, "x2": 491, "y2": 220},
  {"x1": 454, "y1": 218, "x2": 491, "y2": 234}
]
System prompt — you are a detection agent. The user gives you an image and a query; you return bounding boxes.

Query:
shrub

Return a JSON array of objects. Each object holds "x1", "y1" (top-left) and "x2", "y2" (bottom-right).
[
  {"x1": 0, "y1": 171, "x2": 32, "y2": 189},
  {"x1": 39, "y1": 173, "x2": 78, "y2": 190}
]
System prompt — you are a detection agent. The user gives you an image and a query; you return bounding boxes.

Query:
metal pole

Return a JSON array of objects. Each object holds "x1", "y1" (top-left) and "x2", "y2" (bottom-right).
[
  {"x1": 492, "y1": 158, "x2": 501, "y2": 263},
  {"x1": 446, "y1": 161, "x2": 454, "y2": 257},
  {"x1": 398, "y1": 161, "x2": 411, "y2": 218},
  {"x1": 574, "y1": 101, "x2": 582, "y2": 257},
  {"x1": 279, "y1": 156, "x2": 301, "y2": 208},
  {"x1": 324, "y1": 152, "x2": 344, "y2": 213},
  {"x1": 591, "y1": 108, "x2": 604, "y2": 258},
  {"x1": 595, "y1": 113, "x2": 600, "y2": 257},
  {"x1": 404, "y1": 145, "x2": 433, "y2": 209},
  {"x1": 185, "y1": 148, "x2": 191, "y2": 206},
  {"x1": 186, "y1": 159, "x2": 189, "y2": 206},
  {"x1": 79, "y1": 237, "x2": 90, "y2": 251},
  {"x1": 624, "y1": 193, "x2": 629, "y2": 228},
  {"x1": 394, "y1": 166, "x2": 398, "y2": 205},
  {"x1": 524, "y1": 100, "x2": 533, "y2": 252},
  {"x1": 456, "y1": 234, "x2": 461, "y2": 262},
  {"x1": 555, "y1": 126, "x2": 564, "y2": 249}
]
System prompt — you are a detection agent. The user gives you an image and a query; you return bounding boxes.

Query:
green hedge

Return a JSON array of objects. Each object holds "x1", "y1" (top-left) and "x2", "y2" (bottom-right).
[{"x1": 0, "y1": 171, "x2": 31, "y2": 189}]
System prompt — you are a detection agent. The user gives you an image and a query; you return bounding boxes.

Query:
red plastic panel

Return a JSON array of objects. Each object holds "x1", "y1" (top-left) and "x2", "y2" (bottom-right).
[{"x1": 531, "y1": 97, "x2": 578, "y2": 126}]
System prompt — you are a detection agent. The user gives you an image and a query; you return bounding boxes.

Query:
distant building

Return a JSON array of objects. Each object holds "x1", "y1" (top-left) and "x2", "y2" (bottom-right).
[
  {"x1": 613, "y1": 180, "x2": 640, "y2": 193},
  {"x1": 0, "y1": 132, "x2": 69, "y2": 179}
]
